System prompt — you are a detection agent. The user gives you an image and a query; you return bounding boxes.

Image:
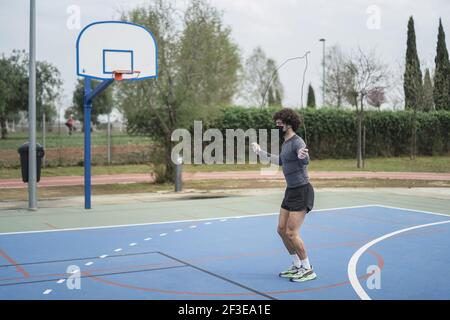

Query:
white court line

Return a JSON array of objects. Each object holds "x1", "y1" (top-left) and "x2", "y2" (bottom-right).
[
  {"x1": 374, "y1": 205, "x2": 450, "y2": 218},
  {"x1": 0, "y1": 205, "x2": 377, "y2": 236},
  {"x1": 43, "y1": 289, "x2": 52, "y2": 295},
  {"x1": 129, "y1": 243, "x2": 137, "y2": 246},
  {"x1": 144, "y1": 237, "x2": 152, "y2": 241},
  {"x1": 114, "y1": 248, "x2": 122, "y2": 252},
  {"x1": 348, "y1": 219, "x2": 450, "y2": 300},
  {"x1": 174, "y1": 229, "x2": 182, "y2": 232},
  {"x1": 99, "y1": 255, "x2": 108, "y2": 259},
  {"x1": 85, "y1": 262, "x2": 94, "y2": 266},
  {"x1": 160, "y1": 233, "x2": 167, "y2": 237}
]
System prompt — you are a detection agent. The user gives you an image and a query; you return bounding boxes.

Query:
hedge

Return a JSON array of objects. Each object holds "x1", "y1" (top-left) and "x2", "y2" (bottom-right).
[{"x1": 208, "y1": 106, "x2": 450, "y2": 159}]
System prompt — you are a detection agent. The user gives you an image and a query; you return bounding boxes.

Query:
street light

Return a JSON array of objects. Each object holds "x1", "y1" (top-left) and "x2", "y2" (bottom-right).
[
  {"x1": 319, "y1": 38, "x2": 326, "y2": 107},
  {"x1": 28, "y1": 0, "x2": 37, "y2": 210}
]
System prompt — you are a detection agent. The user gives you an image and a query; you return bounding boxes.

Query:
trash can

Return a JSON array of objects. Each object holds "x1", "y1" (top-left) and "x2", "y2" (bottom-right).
[{"x1": 18, "y1": 142, "x2": 45, "y2": 183}]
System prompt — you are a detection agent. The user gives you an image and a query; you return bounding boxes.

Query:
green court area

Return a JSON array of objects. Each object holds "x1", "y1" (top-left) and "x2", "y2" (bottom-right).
[
  {"x1": 0, "y1": 179, "x2": 448, "y2": 203},
  {"x1": 0, "y1": 188, "x2": 448, "y2": 234}
]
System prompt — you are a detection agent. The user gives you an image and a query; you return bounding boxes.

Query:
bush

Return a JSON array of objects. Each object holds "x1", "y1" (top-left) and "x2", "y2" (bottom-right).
[{"x1": 210, "y1": 106, "x2": 450, "y2": 159}]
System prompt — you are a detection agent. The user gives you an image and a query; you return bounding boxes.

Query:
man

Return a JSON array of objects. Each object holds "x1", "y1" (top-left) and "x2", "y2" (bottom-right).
[
  {"x1": 65, "y1": 114, "x2": 75, "y2": 135},
  {"x1": 252, "y1": 108, "x2": 316, "y2": 282}
]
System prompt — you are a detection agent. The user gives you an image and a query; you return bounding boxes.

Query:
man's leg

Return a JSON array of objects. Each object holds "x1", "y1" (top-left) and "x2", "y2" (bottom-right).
[
  {"x1": 277, "y1": 208, "x2": 295, "y2": 254},
  {"x1": 277, "y1": 208, "x2": 303, "y2": 278},
  {"x1": 287, "y1": 211, "x2": 317, "y2": 281},
  {"x1": 286, "y1": 210, "x2": 308, "y2": 262}
]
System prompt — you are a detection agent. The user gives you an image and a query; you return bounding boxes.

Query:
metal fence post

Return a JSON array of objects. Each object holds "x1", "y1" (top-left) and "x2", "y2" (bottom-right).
[{"x1": 175, "y1": 156, "x2": 183, "y2": 192}]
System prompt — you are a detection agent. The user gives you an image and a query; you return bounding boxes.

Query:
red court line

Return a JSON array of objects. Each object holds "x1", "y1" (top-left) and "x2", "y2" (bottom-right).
[
  {"x1": 0, "y1": 249, "x2": 30, "y2": 279},
  {"x1": 0, "y1": 243, "x2": 385, "y2": 297},
  {"x1": 0, "y1": 240, "x2": 367, "y2": 284},
  {"x1": 44, "y1": 223, "x2": 58, "y2": 230},
  {"x1": 266, "y1": 248, "x2": 384, "y2": 295},
  {"x1": 86, "y1": 243, "x2": 384, "y2": 297},
  {"x1": 0, "y1": 261, "x2": 181, "y2": 283}
]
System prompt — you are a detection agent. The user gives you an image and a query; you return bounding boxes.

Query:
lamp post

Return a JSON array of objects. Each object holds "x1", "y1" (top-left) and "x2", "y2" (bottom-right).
[
  {"x1": 319, "y1": 38, "x2": 326, "y2": 107},
  {"x1": 28, "y1": 0, "x2": 37, "y2": 210}
]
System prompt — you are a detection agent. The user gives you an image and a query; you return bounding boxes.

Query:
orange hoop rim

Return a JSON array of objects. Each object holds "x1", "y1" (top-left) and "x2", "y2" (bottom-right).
[{"x1": 112, "y1": 70, "x2": 141, "y2": 81}]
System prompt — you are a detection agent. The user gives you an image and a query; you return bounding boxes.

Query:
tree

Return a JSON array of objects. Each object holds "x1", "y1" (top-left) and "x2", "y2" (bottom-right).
[
  {"x1": 306, "y1": 84, "x2": 316, "y2": 108},
  {"x1": 243, "y1": 46, "x2": 284, "y2": 107},
  {"x1": 36, "y1": 60, "x2": 62, "y2": 127},
  {"x1": 367, "y1": 87, "x2": 386, "y2": 110},
  {"x1": 345, "y1": 47, "x2": 388, "y2": 168},
  {"x1": 0, "y1": 50, "x2": 62, "y2": 139},
  {"x1": 66, "y1": 78, "x2": 113, "y2": 130},
  {"x1": 267, "y1": 86, "x2": 276, "y2": 106},
  {"x1": 423, "y1": 68, "x2": 435, "y2": 111},
  {"x1": 0, "y1": 53, "x2": 27, "y2": 139},
  {"x1": 403, "y1": 16, "x2": 423, "y2": 159},
  {"x1": 266, "y1": 59, "x2": 283, "y2": 106},
  {"x1": 433, "y1": 18, "x2": 450, "y2": 110},
  {"x1": 117, "y1": 0, "x2": 241, "y2": 182},
  {"x1": 404, "y1": 16, "x2": 423, "y2": 110},
  {"x1": 324, "y1": 45, "x2": 350, "y2": 107}
]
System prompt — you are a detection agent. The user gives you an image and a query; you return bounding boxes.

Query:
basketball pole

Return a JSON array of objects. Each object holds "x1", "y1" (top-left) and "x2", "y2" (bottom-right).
[
  {"x1": 83, "y1": 78, "x2": 114, "y2": 209},
  {"x1": 84, "y1": 78, "x2": 92, "y2": 209},
  {"x1": 28, "y1": 0, "x2": 37, "y2": 210}
]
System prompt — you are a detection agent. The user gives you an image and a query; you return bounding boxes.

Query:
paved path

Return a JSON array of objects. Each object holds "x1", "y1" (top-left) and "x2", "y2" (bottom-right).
[{"x1": 1, "y1": 171, "x2": 449, "y2": 189}]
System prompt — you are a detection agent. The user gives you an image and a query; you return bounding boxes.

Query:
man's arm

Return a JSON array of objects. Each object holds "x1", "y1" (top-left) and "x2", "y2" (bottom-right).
[
  {"x1": 252, "y1": 143, "x2": 282, "y2": 166},
  {"x1": 259, "y1": 149, "x2": 282, "y2": 166},
  {"x1": 295, "y1": 139, "x2": 309, "y2": 165}
]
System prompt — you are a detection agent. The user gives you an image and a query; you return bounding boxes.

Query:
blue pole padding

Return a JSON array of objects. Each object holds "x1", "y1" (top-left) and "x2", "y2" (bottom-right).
[{"x1": 84, "y1": 78, "x2": 92, "y2": 209}]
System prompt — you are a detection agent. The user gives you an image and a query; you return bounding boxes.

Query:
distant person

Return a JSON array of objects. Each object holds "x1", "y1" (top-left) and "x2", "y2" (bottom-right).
[{"x1": 65, "y1": 115, "x2": 75, "y2": 135}]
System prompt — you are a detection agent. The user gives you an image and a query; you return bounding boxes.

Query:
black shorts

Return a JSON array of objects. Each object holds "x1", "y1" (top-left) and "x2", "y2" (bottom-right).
[{"x1": 281, "y1": 183, "x2": 315, "y2": 213}]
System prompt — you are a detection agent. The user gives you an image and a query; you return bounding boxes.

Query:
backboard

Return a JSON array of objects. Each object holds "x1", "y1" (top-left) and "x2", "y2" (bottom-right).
[{"x1": 76, "y1": 21, "x2": 157, "y2": 81}]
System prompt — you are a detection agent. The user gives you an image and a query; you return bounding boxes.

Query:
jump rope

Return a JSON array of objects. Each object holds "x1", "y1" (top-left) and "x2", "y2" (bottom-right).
[{"x1": 259, "y1": 51, "x2": 311, "y2": 145}]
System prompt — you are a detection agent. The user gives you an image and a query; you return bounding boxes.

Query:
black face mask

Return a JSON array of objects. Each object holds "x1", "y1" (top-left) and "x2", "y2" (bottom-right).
[{"x1": 276, "y1": 125, "x2": 285, "y2": 138}]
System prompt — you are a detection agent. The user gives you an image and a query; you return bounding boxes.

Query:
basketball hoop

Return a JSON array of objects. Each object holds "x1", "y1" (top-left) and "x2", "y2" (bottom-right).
[
  {"x1": 76, "y1": 21, "x2": 158, "y2": 210},
  {"x1": 112, "y1": 70, "x2": 141, "y2": 81}
]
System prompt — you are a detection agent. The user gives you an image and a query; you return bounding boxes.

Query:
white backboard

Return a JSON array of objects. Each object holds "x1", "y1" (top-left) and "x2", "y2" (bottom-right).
[{"x1": 76, "y1": 21, "x2": 157, "y2": 81}]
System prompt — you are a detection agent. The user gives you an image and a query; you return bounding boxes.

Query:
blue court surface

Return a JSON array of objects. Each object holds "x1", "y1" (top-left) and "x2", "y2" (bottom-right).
[{"x1": 0, "y1": 205, "x2": 449, "y2": 300}]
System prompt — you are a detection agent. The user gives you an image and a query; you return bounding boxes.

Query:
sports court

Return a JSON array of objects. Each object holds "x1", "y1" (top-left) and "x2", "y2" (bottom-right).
[
  {"x1": 1, "y1": 189, "x2": 449, "y2": 300},
  {"x1": 1, "y1": 0, "x2": 450, "y2": 303}
]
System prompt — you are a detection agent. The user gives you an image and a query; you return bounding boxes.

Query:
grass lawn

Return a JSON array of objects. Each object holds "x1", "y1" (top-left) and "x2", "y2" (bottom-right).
[
  {"x1": 0, "y1": 156, "x2": 449, "y2": 179},
  {"x1": 0, "y1": 131, "x2": 151, "y2": 150}
]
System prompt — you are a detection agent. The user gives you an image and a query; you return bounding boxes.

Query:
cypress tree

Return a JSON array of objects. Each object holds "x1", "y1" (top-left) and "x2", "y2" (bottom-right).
[
  {"x1": 423, "y1": 69, "x2": 434, "y2": 111},
  {"x1": 275, "y1": 89, "x2": 283, "y2": 106},
  {"x1": 403, "y1": 16, "x2": 423, "y2": 159},
  {"x1": 268, "y1": 88, "x2": 275, "y2": 106},
  {"x1": 433, "y1": 18, "x2": 450, "y2": 110},
  {"x1": 404, "y1": 16, "x2": 423, "y2": 110},
  {"x1": 307, "y1": 84, "x2": 316, "y2": 108}
]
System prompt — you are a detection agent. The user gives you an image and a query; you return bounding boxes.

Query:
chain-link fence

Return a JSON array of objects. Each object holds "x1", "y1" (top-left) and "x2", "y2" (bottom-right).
[{"x1": 0, "y1": 120, "x2": 152, "y2": 168}]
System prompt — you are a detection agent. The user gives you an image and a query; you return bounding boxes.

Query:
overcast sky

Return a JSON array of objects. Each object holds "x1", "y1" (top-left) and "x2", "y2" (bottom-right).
[{"x1": 0, "y1": 0, "x2": 449, "y2": 118}]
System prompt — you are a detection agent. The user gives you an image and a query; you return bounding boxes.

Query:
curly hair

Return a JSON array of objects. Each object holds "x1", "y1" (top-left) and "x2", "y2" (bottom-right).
[{"x1": 272, "y1": 108, "x2": 301, "y2": 132}]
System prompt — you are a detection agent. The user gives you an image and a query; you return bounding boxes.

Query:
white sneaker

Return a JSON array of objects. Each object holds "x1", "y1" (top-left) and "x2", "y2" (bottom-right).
[
  {"x1": 279, "y1": 264, "x2": 301, "y2": 278},
  {"x1": 290, "y1": 266, "x2": 317, "y2": 282}
]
